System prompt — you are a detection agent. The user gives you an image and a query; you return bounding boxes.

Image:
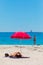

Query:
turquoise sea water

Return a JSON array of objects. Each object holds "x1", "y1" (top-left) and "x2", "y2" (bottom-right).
[{"x1": 0, "y1": 32, "x2": 43, "y2": 45}]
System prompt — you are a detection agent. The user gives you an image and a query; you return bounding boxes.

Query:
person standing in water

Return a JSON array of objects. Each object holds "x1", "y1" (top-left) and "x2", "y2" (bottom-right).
[{"x1": 33, "y1": 35, "x2": 36, "y2": 45}]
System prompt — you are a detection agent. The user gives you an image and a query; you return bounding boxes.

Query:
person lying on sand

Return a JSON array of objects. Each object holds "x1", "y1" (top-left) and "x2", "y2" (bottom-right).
[{"x1": 5, "y1": 52, "x2": 22, "y2": 58}]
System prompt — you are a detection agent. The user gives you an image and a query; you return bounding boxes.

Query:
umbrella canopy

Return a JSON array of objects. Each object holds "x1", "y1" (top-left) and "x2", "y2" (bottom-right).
[{"x1": 11, "y1": 32, "x2": 31, "y2": 39}]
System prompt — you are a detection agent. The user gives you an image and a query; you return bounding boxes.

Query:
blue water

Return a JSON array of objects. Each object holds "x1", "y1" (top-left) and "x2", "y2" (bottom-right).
[{"x1": 0, "y1": 32, "x2": 43, "y2": 45}]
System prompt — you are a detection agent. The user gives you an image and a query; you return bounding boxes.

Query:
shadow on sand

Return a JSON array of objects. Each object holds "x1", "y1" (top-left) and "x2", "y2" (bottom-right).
[{"x1": 9, "y1": 56, "x2": 30, "y2": 59}]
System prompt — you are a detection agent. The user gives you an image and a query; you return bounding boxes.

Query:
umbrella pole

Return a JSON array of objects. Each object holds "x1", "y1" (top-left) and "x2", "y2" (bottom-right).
[{"x1": 19, "y1": 39, "x2": 22, "y2": 53}]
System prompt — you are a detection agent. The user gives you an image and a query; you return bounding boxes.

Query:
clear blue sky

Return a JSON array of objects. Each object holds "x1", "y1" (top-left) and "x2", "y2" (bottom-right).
[{"x1": 0, "y1": 0, "x2": 43, "y2": 32}]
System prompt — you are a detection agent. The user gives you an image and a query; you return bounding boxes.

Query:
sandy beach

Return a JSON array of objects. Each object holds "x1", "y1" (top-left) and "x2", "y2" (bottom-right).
[{"x1": 0, "y1": 45, "x2": 43, "y2": 65}]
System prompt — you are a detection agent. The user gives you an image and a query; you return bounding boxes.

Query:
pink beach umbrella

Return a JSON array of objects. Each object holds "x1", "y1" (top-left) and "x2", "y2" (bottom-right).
[
  {"x1": 11, "y1": 32, "x2": 31, "y2": 51},
  {"x1": 11, "y1": 32, "x2": 31, "y2": 39}
]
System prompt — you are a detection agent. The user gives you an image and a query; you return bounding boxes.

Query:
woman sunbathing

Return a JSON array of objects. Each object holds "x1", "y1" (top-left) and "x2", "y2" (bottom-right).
[{"x1": 5, "y1": 52, "x2": 22, "y2": 58}]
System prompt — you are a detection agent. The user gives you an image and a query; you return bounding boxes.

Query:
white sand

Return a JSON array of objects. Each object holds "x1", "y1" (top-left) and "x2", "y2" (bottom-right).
[{"x1": 0, "y1": 45, "x2": 43, "y2": 65}]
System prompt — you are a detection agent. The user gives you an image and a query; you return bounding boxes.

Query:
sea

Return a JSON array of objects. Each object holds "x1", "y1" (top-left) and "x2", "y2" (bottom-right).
[{"x1": 0, "y1": 32, "x2": 43, "y2": 45}]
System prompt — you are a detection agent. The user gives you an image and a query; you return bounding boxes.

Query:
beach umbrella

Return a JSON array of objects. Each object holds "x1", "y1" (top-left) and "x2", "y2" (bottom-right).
[
  {"x1": 11, "y1": 32, "x2": 31, "y2": 51},
  {"x1": 11, "y1": 32, "x2": 31, "y2": 39}
]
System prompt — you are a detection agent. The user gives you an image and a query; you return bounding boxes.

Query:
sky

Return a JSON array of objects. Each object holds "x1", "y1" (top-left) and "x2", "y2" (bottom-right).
[{"x1": 0, "y1": 0, "x2": 43, "y2": 32}]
